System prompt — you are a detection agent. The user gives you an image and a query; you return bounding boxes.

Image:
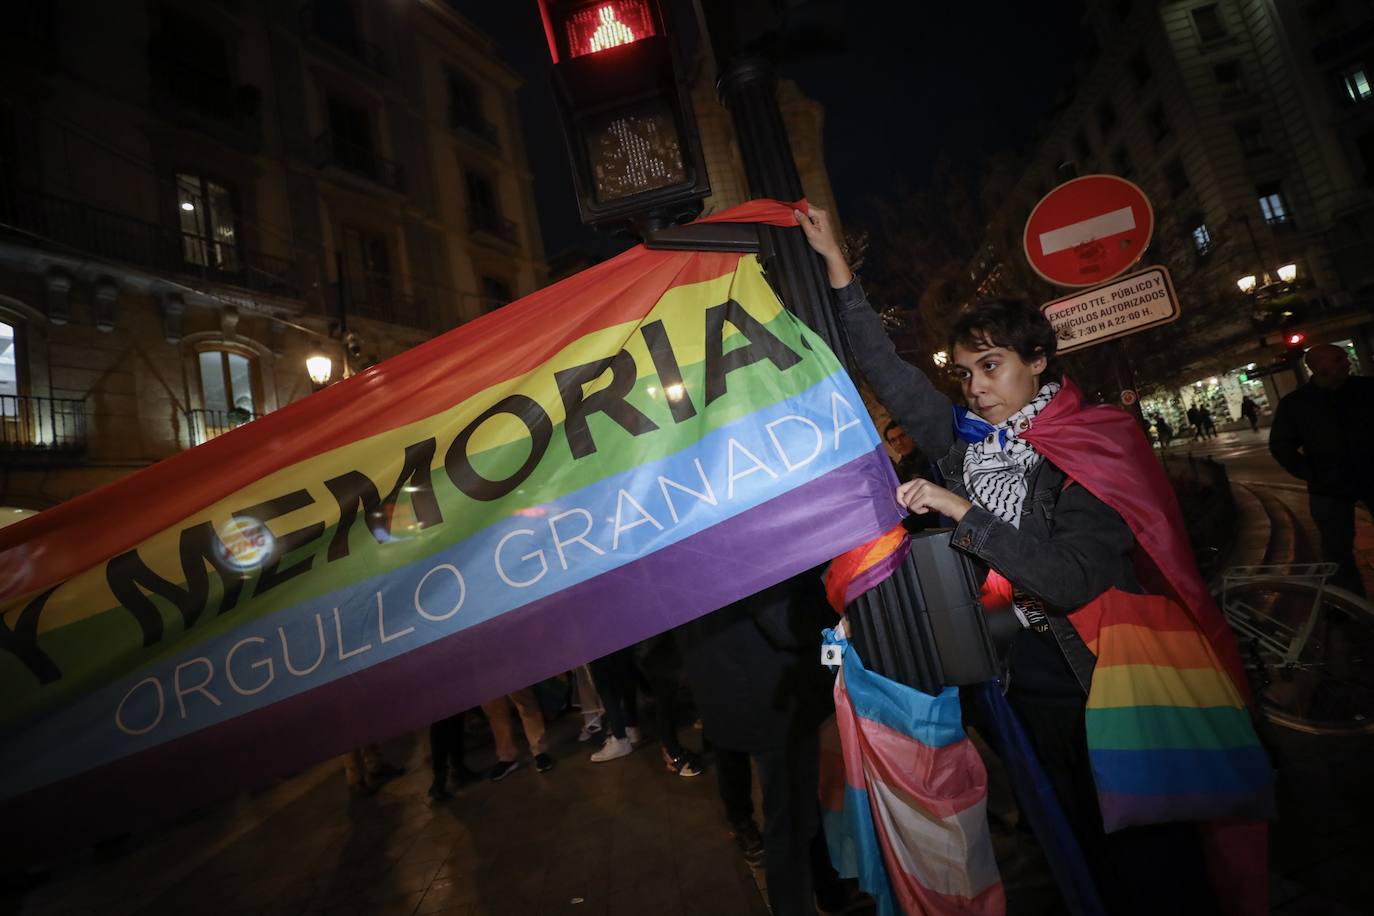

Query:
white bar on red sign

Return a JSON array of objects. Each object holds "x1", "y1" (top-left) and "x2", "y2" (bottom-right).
[{"x1": 1038, "y1": 206, "x2": 1136, "y2": 256}]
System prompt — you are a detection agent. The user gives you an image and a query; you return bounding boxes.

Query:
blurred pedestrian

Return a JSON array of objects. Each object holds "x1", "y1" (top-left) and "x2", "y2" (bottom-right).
[
  {"x1": 1199, "y1": 405, "x2": 1217, "y2": 438},
  {"x1": 571, "y1": 664, "x2": 605, "y2": 742},
  {"x1": 1151, "y1": 413, "x2": 1173, "y2": 448},
  {"x1": 1240, "y1": 396, "x2": 1260, "y2": 432},
  {"x1": 678, "y1": 573, "x2": 841, "y2": 916},
  {"x1": 635, "y1": 632, "x2": 704, "y2": 777},
  {"x1": 587, "y1": 647, "x2": 643, "y2": 762},
  {"x1": 1270, "y1": 344, "x2": 1374, "y2": 595},
  {"x1": 1186, "y1": 405, "x2": 1203, "y2": 441},
  {"x1": 427, "y1": 710, "x2": 478, "y2": 804},
  {"x1": 481, "y1": 688, "x2": 554, "y2": 779}
]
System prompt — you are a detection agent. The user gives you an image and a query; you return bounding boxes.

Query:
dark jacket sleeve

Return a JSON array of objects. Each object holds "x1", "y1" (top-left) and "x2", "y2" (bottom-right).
[
  {"x1": 833, "y1": 278, "x2": 955, "y2": 459},
  {"x1": 1267, "y1": 393, "x2": 1309, "y2": 481},
  {"x1": 952, "y1": 482, "x2": 1135, "y2": 612}
]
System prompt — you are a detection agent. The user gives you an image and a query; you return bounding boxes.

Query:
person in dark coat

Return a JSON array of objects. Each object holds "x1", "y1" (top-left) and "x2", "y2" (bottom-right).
[
  {"x1": 1270, "y1": 344, "x2": 1374, "y2": 595},
  {"x1": 1186, "y1": 405, "x2": 1203, "y2": 441},
  {"x1": 677, "y1": 573, "x2": 844, "y2": 916},
  {"x1": 1240, "y1": 396, "x2": 1260, "y2": 432}
]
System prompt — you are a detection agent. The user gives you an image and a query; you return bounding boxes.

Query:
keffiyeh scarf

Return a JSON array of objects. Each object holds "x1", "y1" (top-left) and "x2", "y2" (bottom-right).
[{"x1": 953, "y1": 381, "x2": 1061, "y2": 628}]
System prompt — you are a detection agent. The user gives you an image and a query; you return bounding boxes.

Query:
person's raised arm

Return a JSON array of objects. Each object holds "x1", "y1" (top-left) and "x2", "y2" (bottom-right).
[{"x1": 794, "y1": 207, "x2": 954, "y2": 457}]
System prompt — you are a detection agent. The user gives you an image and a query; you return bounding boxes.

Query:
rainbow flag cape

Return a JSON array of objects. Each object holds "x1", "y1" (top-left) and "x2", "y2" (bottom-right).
[
  {"x1": 0, "y1": 200, "x2": 901, "y2": 855},
  {"x1": 1072, "y1": 589, "x2": 1275, "y2": 832},
  {"x1": 820, "y1": 628, "x2": 1004, "y2": 916}
]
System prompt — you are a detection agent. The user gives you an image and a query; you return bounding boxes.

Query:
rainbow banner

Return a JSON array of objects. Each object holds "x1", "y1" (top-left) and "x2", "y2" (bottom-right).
[{"x1": 0, "y1": 200, "x2": 901, "y2": 854}]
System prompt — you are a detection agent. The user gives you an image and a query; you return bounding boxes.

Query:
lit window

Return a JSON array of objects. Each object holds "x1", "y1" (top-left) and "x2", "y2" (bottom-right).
[
  {"x1": 1192, "y1": 223, "x2": 1212, "y2": 255},
  {"x1": 198, "y1": 349, "x2": 257, "y2": 417},
  {"x1": 177, "y1": 173, "x2": 239, "y2": 271},
  {"x1": 0, "y1": 320, "x2": 17, "y2": 418},
  {"x1": 1257, "y1": 183, "x2": 1289, "y2": 224},
  {"x1": 1344, "y1": 65, "x2": 1373, "y2": 103}
]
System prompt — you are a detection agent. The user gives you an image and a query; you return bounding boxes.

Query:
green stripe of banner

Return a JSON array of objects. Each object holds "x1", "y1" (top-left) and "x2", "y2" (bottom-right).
[
  {"x1": 1086, "y1": 704, "x2": 1260, "y2": 752},
  {"x1": 5, "y1": 313, "x2": 842, "y2": 724}
]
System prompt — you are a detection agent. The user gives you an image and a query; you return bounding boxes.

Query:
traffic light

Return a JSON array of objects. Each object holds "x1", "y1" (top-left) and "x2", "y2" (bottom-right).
[
  {"x1": 538, "y1": 0, "x2": 711, "y2": 229},
  {"x1": 1282, "y1": 330, "x2": 1307, "y2": 371}
]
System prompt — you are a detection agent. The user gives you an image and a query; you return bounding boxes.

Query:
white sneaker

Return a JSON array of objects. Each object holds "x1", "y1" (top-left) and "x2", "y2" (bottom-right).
[
  {"x1": 625, "y1": 725, "x2": 645, "y2": 746},
  {"x1": 590, "y1": 735, "x2": 634, "y2": 762}
]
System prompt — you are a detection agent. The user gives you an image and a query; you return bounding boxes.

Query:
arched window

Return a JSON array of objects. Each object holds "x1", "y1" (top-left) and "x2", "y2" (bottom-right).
[{"x1": 192, "y1": 344, "x2": 260, "y2": 444}]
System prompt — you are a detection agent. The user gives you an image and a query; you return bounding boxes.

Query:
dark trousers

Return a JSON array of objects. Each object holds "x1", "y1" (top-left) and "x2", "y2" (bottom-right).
[
  {"x1": 717, "y1": 746, "x2": 754, "y2": 827},
  {"x1": 636, "y1": 635, "x2": 685, "y2": 757},
  {"x1": 428, "y1": 711, "x2": 467, "y2": 780},
  {"x1": 589, "y1": 648, "x2": 639, "y2": 739},
  {"x1": 1009, "y1": 692, "x2": 1215, "y2": 915},
  {"x1": 1310, "y1": 491, "x2": 1374, "y2": 596}
]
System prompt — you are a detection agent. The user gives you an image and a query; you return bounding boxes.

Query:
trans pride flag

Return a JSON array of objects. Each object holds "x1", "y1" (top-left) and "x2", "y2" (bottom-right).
[
  {"x1": 821, "y1": 628, "x2": 1004, "y2": 916},
  {"x1": 0, "y1": 200, "x2": 902, "y2": 855}
]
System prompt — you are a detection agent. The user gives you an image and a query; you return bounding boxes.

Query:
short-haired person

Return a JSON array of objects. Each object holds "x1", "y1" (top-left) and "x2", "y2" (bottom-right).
[{"x1": 796, "y1": 206, "x2": 1261, "y2": 914}]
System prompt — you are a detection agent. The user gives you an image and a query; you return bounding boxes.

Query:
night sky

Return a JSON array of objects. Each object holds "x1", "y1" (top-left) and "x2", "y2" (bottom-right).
[{"x1": 452, "y1": 1, "x2": 1090, "y2": 260}]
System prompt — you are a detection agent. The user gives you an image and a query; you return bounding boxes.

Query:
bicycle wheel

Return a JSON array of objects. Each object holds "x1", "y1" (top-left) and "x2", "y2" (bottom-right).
[{"x1": 1220, "y1": 578, "x2": 1374, "y2": 736}]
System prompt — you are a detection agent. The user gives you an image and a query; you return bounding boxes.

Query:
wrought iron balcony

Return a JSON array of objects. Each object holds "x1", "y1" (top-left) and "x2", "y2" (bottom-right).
[
  {"x1": 0, "y1": 185, "x2": 303, "y2": 299},
  {"x1": 315, "y1": 132, "x2": 404, "y2": 193},
  {"x1": 0, "y1": 395, "x2": 86, "y2": 454},
  {"x1": 185, "y1": 407, "x2": 259, "y2": 448},
  {"x1": 298, "y1": 1, "x2": 391, "y2": 75},
  {"x1": 467, "y1": 206, "x2": 519, "y2": 246},
  {"x1": 335, "y1": 278, "x2": 432, "y2": 329}
]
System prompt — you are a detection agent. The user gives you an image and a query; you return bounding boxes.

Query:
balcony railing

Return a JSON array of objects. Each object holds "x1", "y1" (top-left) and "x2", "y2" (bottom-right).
[
  {"x1": 336, "y1": 279, "x2": 432, "y2": 329},
  {"x1": 0, "y1": 395, "x2": 86, "y2": 454},
  {"x1": 298, "y1": 1, "x2": 391, "y2": 75},
  {"x1": 467, "y1": 207, "x2": 519, "y2": 246},
  {"x1": 315, "y1": 132, "x2": 404, "y2": 193},
  {"x1": 0, "y1": 185, "x2": 303, "y2": 299},
  {"x1": 185, "y1": 407, "x2": 259, "y2": 448}
]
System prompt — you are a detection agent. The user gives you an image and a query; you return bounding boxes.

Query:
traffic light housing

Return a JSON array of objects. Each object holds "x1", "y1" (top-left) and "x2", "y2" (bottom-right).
[
  {"x1": 1282, "y1": 330, "x2": 1307, "y2": 371},
  {"x1": 538, "y1": 0, "x2": 711, "y2": 229}
]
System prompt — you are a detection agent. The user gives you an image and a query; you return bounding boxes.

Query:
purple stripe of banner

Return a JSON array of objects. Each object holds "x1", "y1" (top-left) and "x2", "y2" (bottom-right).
[
  {"x1": 2, "y1": 447, "x2": 899, "y2": 860},
  {"x1": 1097, "y1": 786, "x2": 1277, "y2": 834}
]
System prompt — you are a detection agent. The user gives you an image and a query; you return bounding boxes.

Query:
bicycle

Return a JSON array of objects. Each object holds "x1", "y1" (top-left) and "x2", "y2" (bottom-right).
[{"x1": 1216, "y1": 562, "x2": 1374, "y2": 736}]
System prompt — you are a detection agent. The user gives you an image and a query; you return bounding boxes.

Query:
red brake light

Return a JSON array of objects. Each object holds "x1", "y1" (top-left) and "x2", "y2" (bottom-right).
[{"x1": 564, "y1": 1, "x2": 655, "y2": 58}]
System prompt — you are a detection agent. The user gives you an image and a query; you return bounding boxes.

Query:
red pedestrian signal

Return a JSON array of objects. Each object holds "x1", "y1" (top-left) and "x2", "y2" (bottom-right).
[
  {"x1": 1285, "y1": 332, "x2": 1306, "y2": 348},
  {"x1": 564, "y1": 2, "x2": 655, "y2": 57},
  {"x1": 538, "y1": 0, "x2": 710, "y2": 229}
]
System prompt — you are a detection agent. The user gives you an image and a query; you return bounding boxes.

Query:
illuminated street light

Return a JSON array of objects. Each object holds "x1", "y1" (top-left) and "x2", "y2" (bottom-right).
[
  {"x1": 1277, "y1": 263, "x2": 1297, "y2": 283},
  {"x1": 1236, "y1": 275, "x2": 1257, "y2": 294},
  {"x1": 306, "y1": 354, "x2": 334, "y2": 388},
  {"x1": 932, "y1": 350, "x2": 949, "y2": 368},
  {"x1": 180, "y1": 201, "x2": 195, "y2": 211}
]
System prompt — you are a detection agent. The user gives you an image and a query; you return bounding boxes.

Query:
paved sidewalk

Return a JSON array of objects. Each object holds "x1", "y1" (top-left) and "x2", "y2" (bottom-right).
[{"x1": 12, "y1": 716, "x2": 771, "y2": 916}]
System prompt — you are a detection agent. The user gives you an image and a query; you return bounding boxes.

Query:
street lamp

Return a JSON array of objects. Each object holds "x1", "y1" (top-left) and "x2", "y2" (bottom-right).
[
  {"x1": 306, "y1": 354, "x2": 334, "y2": 389},
  {"x1": 1236, "y1": 275, "x2": 1257, "y2": 294},
  {"x1": 1277, "y1": 263, "x2": 1297, "y2": 283},
  {"x1": 932, "y1": 350, "x2": 950, "y2": 368}
]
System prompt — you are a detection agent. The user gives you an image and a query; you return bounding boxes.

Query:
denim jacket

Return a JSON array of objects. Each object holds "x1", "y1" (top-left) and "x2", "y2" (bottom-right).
[{"x1": 834, "y1": 278, "x2": 1141, "y2": 694}]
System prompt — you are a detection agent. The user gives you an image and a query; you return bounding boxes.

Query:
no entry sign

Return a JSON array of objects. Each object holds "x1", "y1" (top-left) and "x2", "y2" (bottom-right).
[{"x1": 1023, "y1": 175, "x2": 1153, "y2": 288}]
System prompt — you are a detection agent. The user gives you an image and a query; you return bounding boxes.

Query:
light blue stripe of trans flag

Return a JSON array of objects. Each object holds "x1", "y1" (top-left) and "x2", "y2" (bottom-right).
[{"x1": 0, "y1": 369, "x2": 879, "y2": 801}]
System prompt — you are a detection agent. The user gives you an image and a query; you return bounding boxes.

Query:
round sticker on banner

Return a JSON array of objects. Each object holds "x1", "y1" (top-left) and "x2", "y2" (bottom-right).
[
  {"x1": 215, "y1": 516, "x2": 275, "y2": 571},
  {"x1": 1120, "y1": 389, "x2": 1138, "y2": 407}
]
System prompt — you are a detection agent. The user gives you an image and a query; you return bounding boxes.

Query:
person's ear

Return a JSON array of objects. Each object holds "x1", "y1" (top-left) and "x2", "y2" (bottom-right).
[{"x1": 1029, "y1": 350, "x2": 1048, "y2": 376}]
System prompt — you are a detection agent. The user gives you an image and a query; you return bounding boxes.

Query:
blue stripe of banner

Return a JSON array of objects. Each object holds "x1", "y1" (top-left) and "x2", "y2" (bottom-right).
[
  {"x1": 1089, "y1": 745, "x2": 1274, "y2": 796},
  {"x1": 840, "y1": 640, "x2": 965, "y2": 749},
  {"x1": 1, "y1": 370, "x2": 880, "y2": 801}
]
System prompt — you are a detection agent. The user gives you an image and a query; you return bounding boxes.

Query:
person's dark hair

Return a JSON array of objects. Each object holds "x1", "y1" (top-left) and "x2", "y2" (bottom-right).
[
  {"x1": 948, "y1": 299, "x2": 1062, "y2": 381},
  {"x1": 883, "y1": 420, "x2": 901, "y2": 439}
]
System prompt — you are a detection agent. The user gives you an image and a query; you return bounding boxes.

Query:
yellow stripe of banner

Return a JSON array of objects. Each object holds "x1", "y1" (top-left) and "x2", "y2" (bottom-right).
[
  {"x1": 1087, "y1": 663, "x2": 1246, "y2": 710},
  {"x1": 32, "y1": 259, "x2": 782, "y2": 634}
]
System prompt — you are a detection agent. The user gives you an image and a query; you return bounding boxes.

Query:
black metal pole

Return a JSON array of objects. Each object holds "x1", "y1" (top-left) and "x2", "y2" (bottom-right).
[{"x1": 713, "y1": 53, "x2": 943, "y2": 690}]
